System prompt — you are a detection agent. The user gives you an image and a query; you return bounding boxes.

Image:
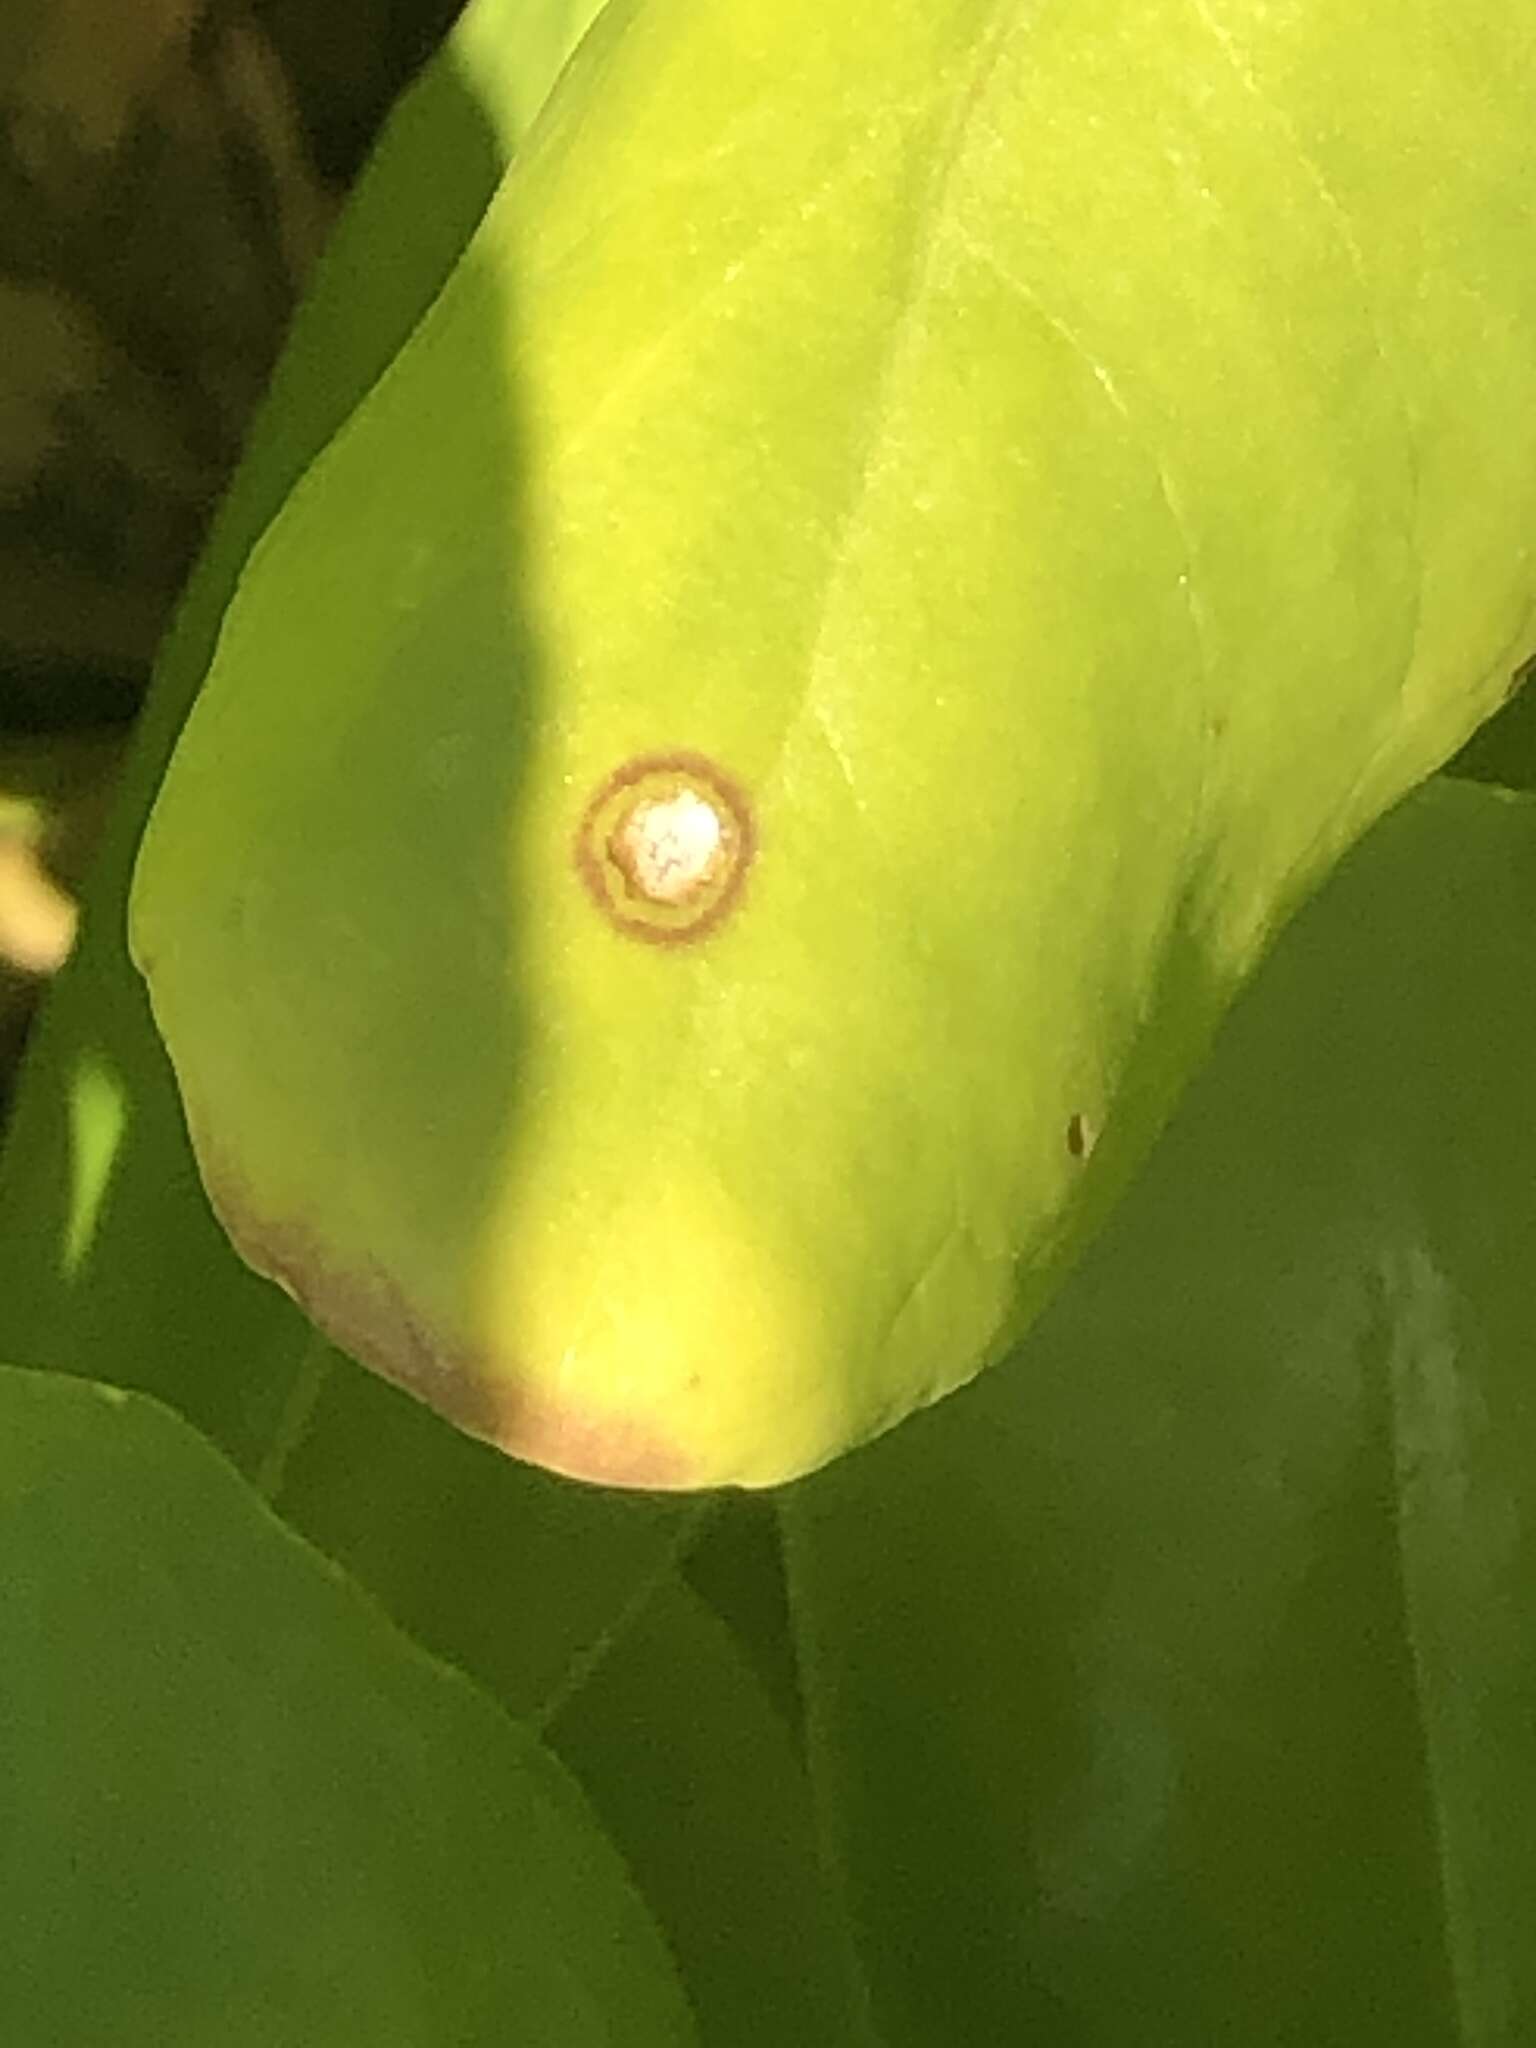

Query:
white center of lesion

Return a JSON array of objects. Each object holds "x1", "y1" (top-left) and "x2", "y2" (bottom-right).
[{"x1": 614, "y1": 789, "x2": 725, "y2": 903}]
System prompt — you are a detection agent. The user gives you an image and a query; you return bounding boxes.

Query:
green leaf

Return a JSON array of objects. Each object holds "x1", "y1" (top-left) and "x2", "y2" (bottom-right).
[
  {"x1": 129, "y1": 0, "x2": 1536, "y2": 1488},
  {"x1": 270, "y1": 1384, "x2": 867, "y2": 2042},
  {"x1": 782, "y1": 777, "x2": 1536, "y2": 2045},
  {"x1": 267, "y1": 1356, "x2": 698, "y2": 1721},
  {"x1": 0, "y1": 1364, "x2": 694, "y2": 2046},
  {"x1": 547, "y1": 1564, "x2": 869, "y2": 2045}
]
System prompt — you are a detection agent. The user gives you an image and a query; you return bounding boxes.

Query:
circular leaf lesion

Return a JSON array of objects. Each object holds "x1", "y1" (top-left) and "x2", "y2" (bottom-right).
[{"x1": 575, "y1": 751, "x2": 755, "y2": 944}]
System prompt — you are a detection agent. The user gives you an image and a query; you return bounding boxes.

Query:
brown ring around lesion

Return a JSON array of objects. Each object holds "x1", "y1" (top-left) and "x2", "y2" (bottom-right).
[{"x1": 574, "y1": 750, "x2": 756, "y2": 945}]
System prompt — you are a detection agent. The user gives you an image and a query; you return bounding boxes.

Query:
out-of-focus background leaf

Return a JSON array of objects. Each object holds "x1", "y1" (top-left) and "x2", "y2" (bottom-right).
[
  {"x1": 782, "y1": 775, "x2": 1536, "y2": 2047},
  {"x1": 0, "y1": 1363, "x2": 695, "y2": 2046}
]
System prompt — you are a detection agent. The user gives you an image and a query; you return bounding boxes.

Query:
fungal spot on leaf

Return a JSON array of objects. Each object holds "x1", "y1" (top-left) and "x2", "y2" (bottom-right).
[
  {"x1": 1066, "y1": 1112, "x2": 1096, "y2": 1161},
  {"x1": 576, "y1": 752, "x2": 754, "y2": 943},
  {"x1": 613, "y1": 788, "x2": 722, "y2": 903}
]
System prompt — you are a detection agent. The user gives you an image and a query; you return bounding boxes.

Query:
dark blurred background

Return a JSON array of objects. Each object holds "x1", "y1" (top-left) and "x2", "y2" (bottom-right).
[{"x1": 0, "y1": 0, "x2": 464, "y2": 1100}]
